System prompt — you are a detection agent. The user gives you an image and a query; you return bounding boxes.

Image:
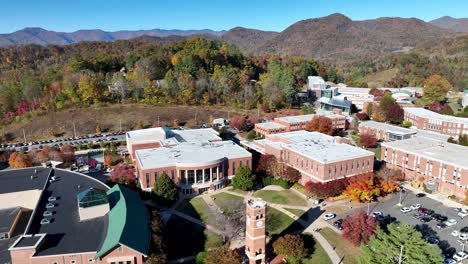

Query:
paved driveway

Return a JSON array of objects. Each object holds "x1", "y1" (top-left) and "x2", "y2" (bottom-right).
[{"x1": 335, "y1": 190, "x2": 468, "y2": 259}]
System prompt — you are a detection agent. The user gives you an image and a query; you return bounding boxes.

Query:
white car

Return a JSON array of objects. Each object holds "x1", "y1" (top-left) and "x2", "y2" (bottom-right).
[
  {"x1": 410, "y1": 204, "x2": 421, "y2": 210},
  {"x1": 459, "y1": 233, "x2": 468, "y2": 241},
  {"x1": 451, "y1": 230, "x2": 460, "y2": 237},
  {"x1": 453, "y1": 251, "x2": 468, "y2": 262},
  {"x1": 323, "y1": 213, "x2": 336, "y2": 221},
  {"x1": 445, "y1": 219, "x2": 457, "y2": 226},
  {"x1": 458, "y1": 209, "x2": 468, "y2": 218},
  {"x1": 400, "y1": 207, "x2": 412, "y2": 213},
  {"x1": 444, "y1": 258, "x2": 456, "y2": 264}
]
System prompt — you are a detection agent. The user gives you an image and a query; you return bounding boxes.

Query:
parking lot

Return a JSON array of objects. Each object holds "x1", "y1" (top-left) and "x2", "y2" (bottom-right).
[{"x1": 335, "y1": 190, "x2": 468, "y2": 261}]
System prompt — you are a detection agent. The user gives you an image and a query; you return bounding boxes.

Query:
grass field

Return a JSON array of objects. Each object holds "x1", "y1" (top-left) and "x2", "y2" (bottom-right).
[
  {"x1": 266, "y1": 206, "x2": 303, "y2": 235},
  {"x1": 228, "y1": 188, "x2": 249, "y2": 196},
  {"x1": 163, "y1": 215, "x2": 223, "y2": 260},
  {"x1": 284, "y1": 208, "x2": 309, "y2": 222},
  {"x1": 254, "y1": 190, "x2": 308, "y2": 206},
  {"x1": 319, "y1": 227, "x2": 361, "y2": 264},
  {"x1": 2, "y1": 104, "x2": 248, "y2": 141},
  {"x1": 175, "y1": 197, "x2": 209, "y2": 222},
  {"x1": 302, "y1": 234, "x2": 333, "y2": 264},
  {"x1": 211, "y1": 192, "x2": 244, "y2": 215}
]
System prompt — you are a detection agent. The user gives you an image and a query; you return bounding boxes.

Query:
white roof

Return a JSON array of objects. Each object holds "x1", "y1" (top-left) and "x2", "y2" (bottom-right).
[
  {"x1": 255, "y1": 122, "x2": 286, "y2": 130},
  {"x1": 382, "y1": 137, "x2": 468, "y2": 169},
  {"x1": 404, "y1": 108, "x2": 468, "y2": 125},
  {"x1": 360, "y1": 121, "x2": 416, "y2": 135},
  {"x1": 258, "y1": 131, "x2": 373, "y2": 163},
  {"x1": 274, "y1": 113, "x2": 343, "y2": 124},
  {"x1": 135, "y1": 141, "x2": 251, "y2": 169},
  {"x1": 411, "y1": 129, "x2": 451, "y2": 142},
  {"x1": 126, "y1": 127, "x2": 167, "y2": 144},
  {"x1": 127, "y1": 127, "x2": 221, "y2": 145}
]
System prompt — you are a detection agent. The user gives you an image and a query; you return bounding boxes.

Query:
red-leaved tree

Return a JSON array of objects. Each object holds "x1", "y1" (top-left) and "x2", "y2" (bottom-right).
[
  {"x1": 229, "y1": 114, "x2": 247, "y2": 131},
  {"x1": 386, "y1": 104, "x2": 404, "y2": 124},
  {"x1": 304, "y1": 178, "x2": 349, "y2": 198},
  {"x1": 284, "y1": 166, "x2": 302, "y2": 183},
  {"x1": 342, "y1": 211, "x2": 379, "y2": 246},
  {"x1": 305, "y1": 116, "x2": 334, "y2": 135},
  {"x1": 359, "y1": 133, "x2": 377, "y2": 148},
  {"x1": 110, "y1": 162, "x2": 136, "y2": 187},
  {"x1": 356, "y1": 112, "x2": 369, "y2": 121}
]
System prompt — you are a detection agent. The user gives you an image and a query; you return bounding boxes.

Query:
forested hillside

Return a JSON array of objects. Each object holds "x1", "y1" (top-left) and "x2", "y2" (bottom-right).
[{"x1": 0, "y1": 37, "x2": 332, "y2": 127}]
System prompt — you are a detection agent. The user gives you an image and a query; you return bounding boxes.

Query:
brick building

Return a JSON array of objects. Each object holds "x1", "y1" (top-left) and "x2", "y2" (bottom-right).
[
  {"x1": 254, "y1": 113, "x2": 346, "y2": 137},
  {"x1": 404, "y1": 108, "x2": 468, "y2": 138},
  {"x1": 243, "y1": 131, "x2": 374, "y2": 185},
  {"x1": 381, "y1": 137, "x2": 468, "y2": 198},
  {"x1": 245, "y1": 199, "x2": 266, "y2": 264},
  {"x1": 128, "y1": 127, "x2": 252, "y2": 195},
  {"x1": 1, "y1": 168, "x2": 150, "y2": 264},
  {"x1": 358, "y1": 121, "x2": 451, "y2": 142}
]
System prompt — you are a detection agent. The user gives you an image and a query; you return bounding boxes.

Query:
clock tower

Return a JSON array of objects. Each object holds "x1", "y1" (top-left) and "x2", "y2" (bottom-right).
[{"x1": 245, "y1": 199, "x2": 266, "y2": 264}]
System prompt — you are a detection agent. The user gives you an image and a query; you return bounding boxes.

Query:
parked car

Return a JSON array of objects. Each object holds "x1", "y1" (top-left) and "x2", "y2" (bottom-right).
[
  {"x1": 426, "y1": 237, "x2": 439, "y2": 244},
  {"x1": 420, "y1": 217, "x2": 432, "y2": 223},
  {"x1": 416, "y1": 193, "x2": 426, "y2": 197},
  {"x1": 333, "y1": 219, "x2": 343, "y2": 226},
  {"x1": 372, "y1": 211, "x2": 383, "y2": 218},
  {"x1": 445, "y1": 219, "x2": 457, "y2": 226},
  {"x1": 444, "y1": 258, "x2": 456, "y2": 264},
  {"x1": 458, "y1": 209, "x2": 468, "y2": 218},
  {"x1": 400, "y1": 207, "x2": 412, "y2": 213},
  {"x1": 453, "y1": 251, "x2": 468, "y2": 262},
  {"x1": 451, "y1": 230, "x2": 460, "y2": 237},
  {"x1": 459, "y1": 233, "x2": 468, "y2": 241},
  {"x1": 436, "y1": 223, "x2": 447, "y2": 229},
  {"x1": 424, "y1": 209, "x2": 434, "y2": 216},
  {"x1": 412, "y1": 213, "x2": 423, "y2": 220},
  {"x1": 461, "y1": 226, "x2": 468, "y2": 233},
  {"x1": 418, "y1": 207, "x2": 427, "y2": 213},
  {"x1": 410, "y1": 204, "x2": 421, "y2": 210},
  {"x1": 323, "y1": 213, "x2": 336, "y2": 221}
]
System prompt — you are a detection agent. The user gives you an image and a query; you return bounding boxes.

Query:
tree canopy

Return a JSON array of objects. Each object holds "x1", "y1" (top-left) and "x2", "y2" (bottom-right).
[{"x1": 231, "y1": 165, "x2": 256, "y2": 191}]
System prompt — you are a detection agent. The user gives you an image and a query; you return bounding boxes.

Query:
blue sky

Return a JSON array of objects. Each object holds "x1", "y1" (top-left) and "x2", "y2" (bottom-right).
[{"x1": 1, "y1": 0, "x2": 466, "y2": 33}]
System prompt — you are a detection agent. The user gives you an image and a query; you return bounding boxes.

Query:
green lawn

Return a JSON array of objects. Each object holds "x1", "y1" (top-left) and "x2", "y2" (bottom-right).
[
  {"x1": 253, "y1": 190, "x2": 307, "y2": 206},
  {"x1": 163, "y1": 215, "x2": 223, "y2": 260},
  {"x1": 319, "y1": 227, "x2": 361, "y2": 264},
  {"x1": 229, "y1": 188, "x2": 249, "y2": 196},
  {"x1": 211, "y1": 192, "x2": 244, "y2": 215},
  {"x1": 175, "y1": 197, "x2": 209, "y2": 222},
  {"x1": 302, "y1": 234, "x2": 333, "y2": 264},
  {"x1": 266, "y1": 206, "x2": 303, "y2": 235},
  {"x1": 284, "y1": 207, "x2": 309, "y2": 222}
]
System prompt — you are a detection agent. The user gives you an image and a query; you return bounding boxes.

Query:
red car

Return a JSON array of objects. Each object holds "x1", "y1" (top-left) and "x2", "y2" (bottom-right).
[{"x1": 418, "y1": 208, "x2": 427, "y2": 213}]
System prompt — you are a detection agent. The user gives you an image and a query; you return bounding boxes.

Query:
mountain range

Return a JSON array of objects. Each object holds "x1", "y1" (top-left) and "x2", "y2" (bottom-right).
[
  {"x1": 0, "y1": 13, "x2": 466, "y2": 60},
  {"x1": 429, "y1": 16, "x2": 468, "y2": 33}
]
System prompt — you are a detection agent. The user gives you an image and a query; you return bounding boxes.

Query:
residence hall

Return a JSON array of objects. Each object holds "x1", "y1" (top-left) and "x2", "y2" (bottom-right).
[
  {"x1": 0, "y1": 168, "x2": 150, "y2": 264},
  {"x1": 243, "y1": 130, "x2": 374, "y2": 185},
  {"x1": 254, "y1": 112, "x2": 346, "y2": 137},
  {"x1": 127, "y1": 127, "x2": 252, "y2": 194},
  {"x1": 382, "y1": 137, "x2": 468, "y2": 198},
  {"x1": 404, "y1": 107, "x2": 468, "y2": 138}
]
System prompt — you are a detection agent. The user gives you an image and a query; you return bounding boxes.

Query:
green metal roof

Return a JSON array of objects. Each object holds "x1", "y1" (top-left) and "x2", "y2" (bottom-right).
[{"x1": 95, "y1": 185, "x2": 151, "y2": 259}]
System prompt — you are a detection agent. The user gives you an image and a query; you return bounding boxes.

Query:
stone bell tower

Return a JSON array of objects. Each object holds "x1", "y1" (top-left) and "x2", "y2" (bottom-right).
[{"x1": 245, "y1": 199, "x2": 266, "y2": 264}]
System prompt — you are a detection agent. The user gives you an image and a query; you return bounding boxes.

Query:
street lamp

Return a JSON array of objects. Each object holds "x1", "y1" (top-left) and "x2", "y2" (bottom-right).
[{"x1": 397, "y1": 188, "x2": 403, "y2": 206}]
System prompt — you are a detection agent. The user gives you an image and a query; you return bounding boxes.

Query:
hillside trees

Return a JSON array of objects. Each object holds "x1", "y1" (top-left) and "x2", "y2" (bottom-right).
[{"x1": 421, "y1": 74, "x2": 452, "y2": 104}]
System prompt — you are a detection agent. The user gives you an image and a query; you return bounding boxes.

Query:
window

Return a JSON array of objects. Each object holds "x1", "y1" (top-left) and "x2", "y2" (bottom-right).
[
  {"x1": 145, "y1": 173, "x2": 150, "y2": 187},
  {"x1": 154, "y1": 171, "x2": 158, "y2": 181},
  {"x1": 232, "y1": 162, "x2": 236, "y2": 175},
  {"x1": 88, "y1": 259, "x2": 94, "y2": 263},
  {"x1": 126, "y1": 262, "x2": 132, "y2": 264}
]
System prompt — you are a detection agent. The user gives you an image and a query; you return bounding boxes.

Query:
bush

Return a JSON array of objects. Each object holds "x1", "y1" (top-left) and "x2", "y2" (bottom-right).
[
  {"x1": 401, "y1": 120, "x2": 412, "y2": 128},
  {"x1": 448, "y1": 195, "x2": 456, "y2": 200},
  {"x1": 246, "y1": 129, "x2": 257, "y2": 140},
  {"x1": 262, "y1": 176, "x2": 289, "y2": 189}
]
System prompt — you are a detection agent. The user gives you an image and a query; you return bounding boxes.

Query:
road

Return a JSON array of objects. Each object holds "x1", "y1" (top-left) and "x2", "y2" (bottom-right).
[{"x1": 334, "y1": 191, "x2": 468, "y2": 260}]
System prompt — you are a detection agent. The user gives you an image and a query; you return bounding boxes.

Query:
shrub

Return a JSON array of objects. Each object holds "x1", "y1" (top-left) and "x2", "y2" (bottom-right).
[
  {"x1": 448, "y1": 195, "x2": 456, "y2": 200},
  {"x1": 401, "y1": 120, "x2": 412, "y2": 128},
  {"x1": 263, "y1": 176, "x2": 289, "y2": 189},
  {"x1": 231, "y1": 166, "x2": 256, "y2": 191}
]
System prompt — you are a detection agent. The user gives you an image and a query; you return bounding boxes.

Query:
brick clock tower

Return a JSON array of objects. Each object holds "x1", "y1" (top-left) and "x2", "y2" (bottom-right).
[{"x1": 245, "y1": 199, "x2": 266, "y2": 264}]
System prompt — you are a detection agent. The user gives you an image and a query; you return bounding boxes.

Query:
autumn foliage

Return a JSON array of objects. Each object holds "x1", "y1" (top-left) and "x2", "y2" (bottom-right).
[
  {"x1": 8, "y1": 152, "x2": 32, "y2": 168},
  {"x1": 342, "y1": 211, "x2": 379, "y2": 246},
  {"x1": 305, "y1": 116, "x2": 334, "y2": 135},
  {"x1": 342, "y1": 173, "x2": 381, "y2": 202},
  {"x1": 359, "y1": 133, "x2": 377, "y2": 148},
  {"x1": 110, "y1": 162, "x2": 137, "y2": 187},
  {"x1": 304, "y1": 178, "x2": 349, "y2": 198}
]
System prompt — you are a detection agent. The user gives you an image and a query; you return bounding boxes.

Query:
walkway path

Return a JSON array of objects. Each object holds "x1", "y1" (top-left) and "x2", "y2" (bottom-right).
[{"x1": 304, "y1": 220, "x2": 342, "y2": 264}]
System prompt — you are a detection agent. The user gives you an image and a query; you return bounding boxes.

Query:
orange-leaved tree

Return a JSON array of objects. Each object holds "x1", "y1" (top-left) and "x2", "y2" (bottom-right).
[
  {"x1": 343, "y1": 173, "x2": 381, "y2": 202},
  {"x1": 305, "y1": 116, "x2": 334, "y2": 135}
]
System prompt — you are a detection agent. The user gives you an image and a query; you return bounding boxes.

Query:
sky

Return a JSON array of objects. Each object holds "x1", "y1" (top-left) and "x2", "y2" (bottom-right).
[{"x1": 0, "y1": 0, "x2": 467, "y2": 33}]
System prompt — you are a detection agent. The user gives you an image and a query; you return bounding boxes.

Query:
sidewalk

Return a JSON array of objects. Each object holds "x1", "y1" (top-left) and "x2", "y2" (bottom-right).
[{"x1": 304, "y1": 220, "x2": 342, "y2": 264}]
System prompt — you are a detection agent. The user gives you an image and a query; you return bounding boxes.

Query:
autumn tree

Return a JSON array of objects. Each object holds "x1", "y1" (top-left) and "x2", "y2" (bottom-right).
[
  {"x1": 203, "y1": 244, "x2": 242, "y2": 264},
  {"x1": 229, "y1": 114, "x2": 247, "y2": 131},
  {"x1": 343, "y1": 173, "x2": 381, "y2": 202},
  {"x1": 60, "y1": 144, "x2": 75, "y2": 163},
  {"x1": 304, "y1": 178, "x2": 348, "y2": 198},
  {"x1": 342, "y1": 211, "x2": 379, "y2": 246},
  {"x1": 110, "y1": 162, "x2": 137, "y2": 187},
  {"x1": 104, "y1": 155, "x2": 113, "y2": 167},
  {"x1": 379, "y1": 93, "x2": 396, "y2": 113},
  {"x1": 256, "y1": 154, "x2": 284, "y2": 179},
  {"x1": 284, "y1": 166, "x2": 301, "y2": 183},
  {"x1": 371, "y1": 107, "x2": 386, "y2": 122},
  {"x1": 305, "y1": 116, "x2": 334, "y2": 135},
  {"x1": 273, "y1": 234, "x2": 307, "y2": 263},
  {"x1": 359, "y1": 133, "x2": 377, "y2": 148},
  {"x1": 386, "y1": 104, "x2": 404, "y2": 124},
  {"x1": 9, "y1": 152, "x2": 32, "y2": 168},
  {"x1": 422, "y1": 74, "x2": 452, "y2": 103}
]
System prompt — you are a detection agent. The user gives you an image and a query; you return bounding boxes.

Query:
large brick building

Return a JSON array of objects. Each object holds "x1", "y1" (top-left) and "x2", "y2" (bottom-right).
[
  {"x1": 254, "y1": 113, "x2": 346, "y2": 137},
  {"x1": 127, "y1": 127, "x2": 252, "y2": 195},
  {"x1": 243, "y1": 131, "x2": 374, "y2": 185},
  {"x1": 381, "y1": 137, "x2": 468, "y2": 198},
  {"x1": 1, "y1": 168, "x2": 150, "y2": 264},
  {"x1": 404, "y1": 108, "x2": 468, "y2": 138}
]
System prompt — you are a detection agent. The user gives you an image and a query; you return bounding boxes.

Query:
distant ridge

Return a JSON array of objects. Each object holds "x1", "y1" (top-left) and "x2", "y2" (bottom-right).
[{"x1": 430, "y1": 16, "x2": 468, "y2": 33}]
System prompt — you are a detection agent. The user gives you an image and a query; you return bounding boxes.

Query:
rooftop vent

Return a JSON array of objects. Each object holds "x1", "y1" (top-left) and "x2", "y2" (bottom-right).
[
  {"x1": 40, "y1": 219, "x2": 50, "y2": 225},
  {"x1": 45, "y1": 203, "x2": 54, "y2": 209},
  {"x1": 43, "y1": 211, "x2": 52, "y2": 217}
]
